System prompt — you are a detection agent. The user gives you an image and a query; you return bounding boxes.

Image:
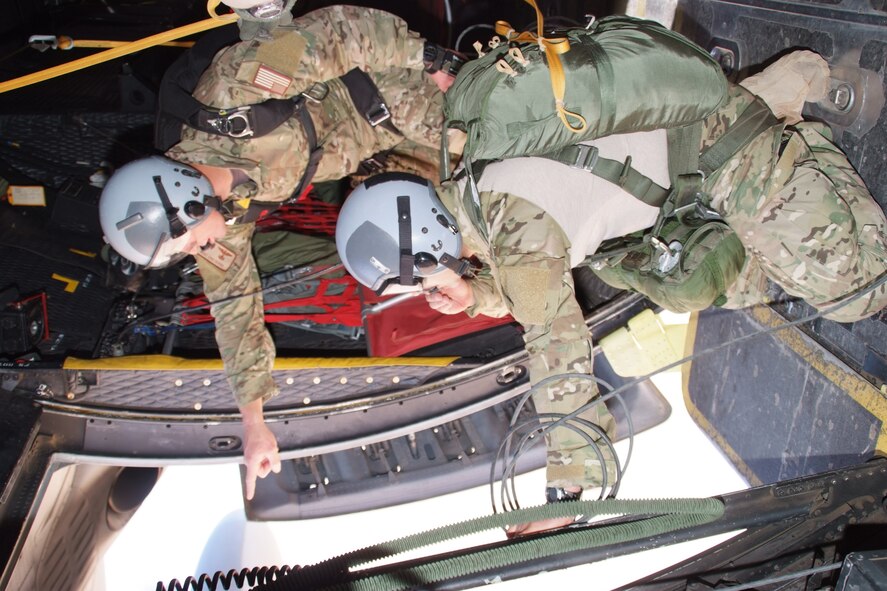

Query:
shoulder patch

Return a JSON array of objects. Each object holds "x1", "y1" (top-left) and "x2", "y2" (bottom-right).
[
  {"x1": 198, "y1": 242, "x2": 237, "y2": 272},
  {"x1": 500, "y1": 267, "x2": 552, "y2": 326},
  {"x1": 252, "y1": 65, "x2": 292, "y2": 95}
]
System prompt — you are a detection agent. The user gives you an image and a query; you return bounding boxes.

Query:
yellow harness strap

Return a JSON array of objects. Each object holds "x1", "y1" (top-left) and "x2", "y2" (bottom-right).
[{"x1": 494, "y1": 0, "x2": 587, "y2": 133}]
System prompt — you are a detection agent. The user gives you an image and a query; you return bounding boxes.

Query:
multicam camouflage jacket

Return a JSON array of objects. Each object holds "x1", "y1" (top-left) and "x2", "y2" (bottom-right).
[
  {"x1": 167, "y1": 5, "x2": 445, "y2": 205},
  {"x1": 168, "y1": 6, "x2": 448, "y2": 408}
]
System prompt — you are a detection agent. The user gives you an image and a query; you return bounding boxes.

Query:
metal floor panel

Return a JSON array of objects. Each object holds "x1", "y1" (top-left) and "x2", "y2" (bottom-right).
[{"x1": 684, "y1": 306, "x2": 885, "y2": 486}]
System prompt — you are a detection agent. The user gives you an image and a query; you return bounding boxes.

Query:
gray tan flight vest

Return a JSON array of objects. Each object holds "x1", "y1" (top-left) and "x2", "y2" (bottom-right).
[{"x1": 443, "y1": 12, "x2": 782, "y2": 312}]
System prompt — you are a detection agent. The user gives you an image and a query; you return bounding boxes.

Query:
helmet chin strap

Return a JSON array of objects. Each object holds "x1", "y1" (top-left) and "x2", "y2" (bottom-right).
[
  {"x1": 439, "y1": 253, "x2": 471, "y2": 276},
  {"x1": 153, "y1": 175, "x2": 188, "y2": 239},
  {"x1": 396, "y1": 195, "x2": 417, "y2": 286}
]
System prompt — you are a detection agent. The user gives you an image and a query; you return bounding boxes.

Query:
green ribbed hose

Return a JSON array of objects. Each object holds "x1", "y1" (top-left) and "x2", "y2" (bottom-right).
[{"x1": 258, "y1": 497, "x2": 725, "y2": 591}]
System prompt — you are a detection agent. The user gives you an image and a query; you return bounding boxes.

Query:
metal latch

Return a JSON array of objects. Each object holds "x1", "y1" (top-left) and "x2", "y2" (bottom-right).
[
  {"x1": 569, "y1": 144, "x2": 599, "y2": 171},
  {"x1": 207, "y1": 106, "x2": 254, "y2": 138},
  {"x1": 366, "y1": 102, "x2": 392, "y2": 127}
]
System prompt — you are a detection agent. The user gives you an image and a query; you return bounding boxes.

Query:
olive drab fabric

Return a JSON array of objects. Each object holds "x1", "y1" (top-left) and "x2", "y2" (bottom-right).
[
  {"x1": 589, "y1": 218, "x2": 747, "y2": 313},
  {"x1": 170, "y1": 6, "x2": 451, "y2": 407},
  {"x1": 444, "y1": 16, "x2": 728, "y2": 162}
]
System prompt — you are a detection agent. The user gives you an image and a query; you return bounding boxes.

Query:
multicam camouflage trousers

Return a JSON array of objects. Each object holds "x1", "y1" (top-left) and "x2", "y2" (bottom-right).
[{"x1": 703, "y1": 86, "x2": 887, "y2": 322}]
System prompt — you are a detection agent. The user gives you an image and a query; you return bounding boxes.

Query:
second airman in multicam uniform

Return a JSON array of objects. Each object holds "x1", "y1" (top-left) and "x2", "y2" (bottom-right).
[
  {"x1": 335, "y1": 50, "x2": 887, "y2": 534},
  {"x1": 160, "y1": 5, "x2": 460, "y2": 497}
]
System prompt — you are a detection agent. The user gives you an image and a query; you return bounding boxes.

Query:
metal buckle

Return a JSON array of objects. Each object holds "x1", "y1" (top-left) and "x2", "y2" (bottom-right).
[
  {"x1": 208, "y1": 107, "x2": 254, "y2": 138},
  {"x1": 301, "y1": 81, "x2": 329, "y2": 103},
  {"x1": 360, "y1": 156, "x2": 386, "y2": 173},
  {"x1": 569, "y1": 144, "x2": 598, "y2": 171},
  {"x1": 366, "y1": 102, "x2": 392, "y2": 127}
]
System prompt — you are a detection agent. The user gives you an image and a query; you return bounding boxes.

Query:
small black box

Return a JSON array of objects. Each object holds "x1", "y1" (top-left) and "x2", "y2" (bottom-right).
[
  {"x1": 49, "y1": 179, "x2": 102, "y2": 235},
  {"x1": 0, "y1": 294, "x2": 47, "y2": 355}
]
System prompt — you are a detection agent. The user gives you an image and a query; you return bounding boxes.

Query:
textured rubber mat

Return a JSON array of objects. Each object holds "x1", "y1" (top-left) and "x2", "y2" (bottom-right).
[
  {"x1": 685, "y1": 306, "x2": 885, "y2": 486},
  {"x1": 0, "y1": 204, "x2": 113, "y2": 358}
]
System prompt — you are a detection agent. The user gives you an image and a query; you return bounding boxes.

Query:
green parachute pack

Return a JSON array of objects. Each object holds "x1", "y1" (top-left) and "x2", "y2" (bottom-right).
[{"x1": 442, "y1": 4, "x2": 779, "y2": 312}]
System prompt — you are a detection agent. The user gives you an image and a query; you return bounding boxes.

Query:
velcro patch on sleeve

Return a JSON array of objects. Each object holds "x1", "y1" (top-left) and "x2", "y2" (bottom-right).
[
  {"x1": 500, "y1": 267, "x2": 551, "y2": 326},
  {"x1": 198, "y1": 242, "x2": 237, "y2": 272},
  {"x1": 255, "y1": 33, "x2": 307, "y2": 79},
  {"x1": 252, "y1": 65, "x2": 292, "y2": 95}
]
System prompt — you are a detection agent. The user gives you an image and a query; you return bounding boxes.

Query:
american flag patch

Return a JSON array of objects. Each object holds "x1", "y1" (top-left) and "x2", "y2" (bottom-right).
[{"x1": 253, "y1": 65, "x2": 292, "y2": 95}]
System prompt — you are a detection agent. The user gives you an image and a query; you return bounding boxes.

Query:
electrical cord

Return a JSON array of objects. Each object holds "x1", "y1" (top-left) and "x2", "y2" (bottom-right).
[
  {"x1": 492, "y1": 373, "x2": 632, "y2": 517},
  {"x1": 493, "y1": 270, "x2": 887, "y2": 515},
  {"x1": 454, "y1": 23, "x2": 495, "y2": 54}
]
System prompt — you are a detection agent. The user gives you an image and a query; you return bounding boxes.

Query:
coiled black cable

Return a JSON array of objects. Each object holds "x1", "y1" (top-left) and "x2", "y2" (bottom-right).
[{"x1": 155, "y1": 564, "x2": 299, "y2": 591}]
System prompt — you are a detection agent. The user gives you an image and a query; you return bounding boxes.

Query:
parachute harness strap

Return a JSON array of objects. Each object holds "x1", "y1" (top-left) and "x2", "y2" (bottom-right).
[{"x1": 495, "y1": 0, "x2": 587, "y2": 133}]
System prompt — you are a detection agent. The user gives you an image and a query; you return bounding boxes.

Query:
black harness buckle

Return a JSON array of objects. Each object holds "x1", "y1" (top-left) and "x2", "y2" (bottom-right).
[{"x1": 366, "y1": 102, "x2": 392, "y2": 127}]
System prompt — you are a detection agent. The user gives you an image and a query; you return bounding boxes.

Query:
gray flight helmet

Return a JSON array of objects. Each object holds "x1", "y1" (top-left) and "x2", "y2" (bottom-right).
[
  {"x1": 99, "y1": 156, "x2": 216, "y2": 268},
  {"x1": 335, "y1": 172, "x2": 463, "y2": 293}
]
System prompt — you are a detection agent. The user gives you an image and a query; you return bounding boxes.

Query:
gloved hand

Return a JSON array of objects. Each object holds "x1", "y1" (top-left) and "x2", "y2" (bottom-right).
[{"x1": 739, "y1": 50, "x2": 830, "y2": 124}]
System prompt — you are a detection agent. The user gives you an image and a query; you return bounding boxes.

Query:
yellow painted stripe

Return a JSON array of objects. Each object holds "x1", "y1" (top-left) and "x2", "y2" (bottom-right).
[
  {"x1": 63, "y1": 355, "x2": 458, "y2": 371},
  {"x1": 51, "y1": 274, "x2": 79, "y2": 293},
  {"x1": 747, "y1": 306, "x2": 887, "y2": 454},
  {"x1": 681, "y1": 312, "x2": 763, "y2": 486},
  {"x1": 682, "y1": 307, "x2": 887, "y2": 476},
  {"x1": 69, "y1": 248, "x2": 96, "y2": 258}
]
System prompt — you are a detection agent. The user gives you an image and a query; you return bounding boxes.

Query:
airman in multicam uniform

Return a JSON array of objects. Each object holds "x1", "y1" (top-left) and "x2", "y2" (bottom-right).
[
  {"x1": 336, "y1": 50, "x2": 887, "y2": 535},
  {"x1": 101, "y1": 5, "x2": 461, "y2": 499}
]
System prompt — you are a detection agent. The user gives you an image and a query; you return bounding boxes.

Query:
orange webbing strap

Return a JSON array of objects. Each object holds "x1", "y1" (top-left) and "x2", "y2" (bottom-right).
[
  {"x1": 494, "y1": 0, "x2": 586, "y2": 133},
  {"x1": 206, "y1": 0, "x2": 225, "y2": 18}
]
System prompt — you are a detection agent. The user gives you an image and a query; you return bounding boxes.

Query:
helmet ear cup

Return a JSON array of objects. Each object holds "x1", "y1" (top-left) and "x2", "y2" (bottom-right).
[
  {"x1": 343, "y1": 221, "x2": 401, "y2": 291},
  {"x1": 184, "y1": 200, "x2": 207, "y2": 220}
]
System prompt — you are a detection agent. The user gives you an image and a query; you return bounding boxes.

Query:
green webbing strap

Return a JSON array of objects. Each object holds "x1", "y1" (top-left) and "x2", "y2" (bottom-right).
[
  {"x1": 542, "y1": 144, "x2": 671, "y2": 207},
  {"x1": 666, "y1": 122, "x2": 702, "y2": 184},
  {"x1": 459, "y1": 129, "x2": 492, "y2": 242},
  {"x1": 586, "y1": 37, "x2": 617, "y2": 134},
  {"x1": 440, "y1": 119, "x2": 452, "y2": 183},
  {"x1": 258, "y1": 497, "x2": 725, "y2": 591},
  {"x1": 698, "y1": 96, "x2": 780, "y2": 176}
]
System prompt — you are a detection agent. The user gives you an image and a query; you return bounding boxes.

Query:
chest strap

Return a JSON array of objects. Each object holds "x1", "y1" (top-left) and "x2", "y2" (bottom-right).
[
  {"x1": 537, "y1": 96, "x2": 780, "y2": 210},
  {"x1": 542, "y1": 144, "x2": 671, "y2": 207},
  {"x1": 340, "y1": 68, "x2": 402, "y2": 136}
]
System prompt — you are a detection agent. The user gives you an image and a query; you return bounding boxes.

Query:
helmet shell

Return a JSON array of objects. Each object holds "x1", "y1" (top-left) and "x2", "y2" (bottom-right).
[
  {"x1": 336, "y1": 173, "x2": 462, "y2": 292},
  {"x1": 99, "y1": 156, "x2": 215, "y2": 267}
]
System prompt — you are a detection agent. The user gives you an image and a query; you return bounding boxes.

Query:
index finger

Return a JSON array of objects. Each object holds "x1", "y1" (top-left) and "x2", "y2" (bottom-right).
[{"x1": 244, "y1": 459, "x2": 257, "y2": 500}]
